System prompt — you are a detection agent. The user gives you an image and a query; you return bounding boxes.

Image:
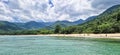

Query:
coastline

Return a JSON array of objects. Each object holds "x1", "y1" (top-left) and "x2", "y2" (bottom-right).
[
  {"x1": 1, "y1": 33, "x2": 120, "y2": 39},
  {"x1": 37, "y1": 33, "x2": 120, "y2": 39}
]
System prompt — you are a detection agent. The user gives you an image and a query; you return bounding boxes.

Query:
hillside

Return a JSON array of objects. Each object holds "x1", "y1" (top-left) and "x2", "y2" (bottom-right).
[
  {"x1": 47, "y1": 17, "x2": 95, "y2": 29},
  {"x1": 61, "y1": 5, "x2": 120, "y2": 34},
  {"x1": 48, "y1": 21, "x2": 76, "y2": 29},
  {"x1": 22, "y1": 21, "x2": 46, "y2": 29},
  {"x1": 81, "y1": 5, "x2": 120, "y2": 33},
  {"x1": 0, "y1": 14, "x2": 96, "y2": 32},
  {"x1": 0, "y1": 21, "x2": 22, "y2": 31}
]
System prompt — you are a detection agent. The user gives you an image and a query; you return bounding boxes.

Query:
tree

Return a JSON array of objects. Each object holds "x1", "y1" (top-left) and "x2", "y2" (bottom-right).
[{"x1": 54, "y1": 25, "x2": 61, "y2": 34}]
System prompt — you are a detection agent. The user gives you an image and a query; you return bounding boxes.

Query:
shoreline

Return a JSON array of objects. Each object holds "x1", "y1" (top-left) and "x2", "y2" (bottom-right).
[
  {"x1": 38, "y1": 33, "x2": 120, "y2": 39},
  {"x1": 0, "y1": 33, "x2": 120, "y2": 39}
]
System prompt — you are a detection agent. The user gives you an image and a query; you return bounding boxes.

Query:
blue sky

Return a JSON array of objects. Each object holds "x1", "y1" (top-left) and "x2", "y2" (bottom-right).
[{"x1": 0, "y1": 0, "x2": 120, "y2": 22}]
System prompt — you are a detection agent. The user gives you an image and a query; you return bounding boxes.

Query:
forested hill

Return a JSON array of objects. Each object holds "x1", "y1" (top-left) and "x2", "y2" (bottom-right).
[
  {"x1": 0, "y1": 21, "x2": 22, "y2": 31},
  {"x1": 60, "y1": 5, "x2": 120, "y2": 34}
]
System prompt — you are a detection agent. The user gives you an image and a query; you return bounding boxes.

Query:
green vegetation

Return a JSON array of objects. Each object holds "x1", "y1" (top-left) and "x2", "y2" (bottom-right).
[
  {"x1": 0, "y1": 21, "x2": 22, "y2": 31},
  {"x1": 0, "y1": 5, "x2": 120, "y2": 35},
  {"x1": 54, "y1": 25, "x2": 62, "y2": 34},
  {"x1": 59, "y1": 5, "x2": 120, "y2": 34}
]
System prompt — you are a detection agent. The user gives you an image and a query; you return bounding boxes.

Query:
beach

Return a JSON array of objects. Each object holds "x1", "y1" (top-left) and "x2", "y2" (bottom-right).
[
  {"x1": 1, "y1": 33, "x2": 120, "y2": 39},
  {"x1": 36, "y1": 33, "x2": 120, "y2": 39}
]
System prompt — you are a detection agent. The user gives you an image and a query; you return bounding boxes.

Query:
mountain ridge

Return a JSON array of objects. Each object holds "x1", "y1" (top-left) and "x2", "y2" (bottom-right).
[{"x1": 0, "y1": 16, "x2": 96, "y2": 31}]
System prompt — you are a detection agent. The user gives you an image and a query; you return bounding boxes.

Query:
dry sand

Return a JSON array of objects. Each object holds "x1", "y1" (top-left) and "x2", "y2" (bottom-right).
[
  {"x1": 37, "y1": 33, "x2": 120, "y2": 39},
  {"x1": 1, "y1": 33, "x2": 120, "y2": 39}
]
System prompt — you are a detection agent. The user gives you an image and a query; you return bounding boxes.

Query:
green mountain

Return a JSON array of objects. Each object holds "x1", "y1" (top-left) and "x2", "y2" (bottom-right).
[
  {"x1": 82, "y1": 5, "x2": 120, "y2": 33},
  {"x1": 84, "y1": 16, "x2": 97, "y2": 22},
  {"x1": 0, "y1": 16, "x2": 96, "y2": 32},
  {"x1": 62, "y1": 5, "x2": 120, "y2": 34},
  {"x1": 47, "y1": 16, "x2": 96, "y2": 30},
  {"x1": 0, "y1": 21, "x2": 22, "y2": 31},
  {"x1": 22, "y1": 21, "x2": 46, "y2": 29},
  {"x1": 13, "y1": 21, "x2": 54, "y2": 30},
  {"x1": 46, "y1": 20, "x2": 84, "y2": 30},
  {"x1": 50, "y1": 21, "x2": 74, "y2": 28}
]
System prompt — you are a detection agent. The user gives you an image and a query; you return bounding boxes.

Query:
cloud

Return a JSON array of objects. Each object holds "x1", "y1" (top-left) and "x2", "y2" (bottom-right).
[
  {"x1": 0, "y1": 0, "x2": 120, "y2": 22},
  {"x1": 48, "y1": 0, "x2": 54, "y2": 8},
  {"x1": 0, "y1": 14, "x2": 14, "y2": 21},
  {"x1": 91, "y1": 0, "x2": 120, "y2": 9}
]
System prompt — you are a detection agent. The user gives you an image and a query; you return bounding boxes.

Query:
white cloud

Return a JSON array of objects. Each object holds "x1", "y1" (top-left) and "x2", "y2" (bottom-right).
[
  {"x1": 57, "y1": 14, "x2": 70, "y2": 21},
  {"x1": 0, "y1": 14, "x2": 14, "y2": 21},
  {"x1": 0, "y1": 0, "x2": 120, "y2": 22}
]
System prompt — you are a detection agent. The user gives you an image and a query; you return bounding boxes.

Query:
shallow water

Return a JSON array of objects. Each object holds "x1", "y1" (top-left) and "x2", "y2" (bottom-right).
[{"x1": 0, "y1": 36, "x2": 120, "y2": 55}]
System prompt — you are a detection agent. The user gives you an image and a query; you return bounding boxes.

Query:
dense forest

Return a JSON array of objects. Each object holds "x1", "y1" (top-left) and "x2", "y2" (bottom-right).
[{"x1": 0, "y1": 5, "x2": 120, "y2": 35}]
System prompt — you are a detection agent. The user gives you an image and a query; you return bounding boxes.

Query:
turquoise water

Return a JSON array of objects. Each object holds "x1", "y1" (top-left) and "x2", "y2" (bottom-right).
[{"x1": 0, "y1": 36, "x2": 120, "y2": 55}]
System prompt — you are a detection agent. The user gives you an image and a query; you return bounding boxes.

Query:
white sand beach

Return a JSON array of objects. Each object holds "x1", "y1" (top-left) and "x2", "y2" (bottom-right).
[
  {"x1": 1, "y1": 33, "x2": 120, "y2": 39},
  {"x1": 36, "y1": 33, "x2": 120, "y2": 39}
]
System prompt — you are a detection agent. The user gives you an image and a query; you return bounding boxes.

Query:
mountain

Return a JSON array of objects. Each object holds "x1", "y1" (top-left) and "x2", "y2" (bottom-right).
[
  {"x1": 48, "y1": 16, "x2": 97, "y2": 29},
  {"x1": 101, "y1": 5, "x2": 120, "y2": 15},
  {"x1": 85, "y1": 16, "x2": 97, "y2": 22},
  {"x1": 0, "y1": 15, "x2": 97, "y2": 31},
  {"x1": 21, "y1": 17, "x2": 95, "y2": 30},
  {"x1": 63, "y1": 5, "x2": 120, "y2": 34},
  {"x1": 44, "y1": 22, "x2": 55, "y2": 26},
  {"x1": 14, "y1": 21, "x2": 54, "y2": 30},
  {"x1": 0, "y1": 17, "x2": 95, "y2": 31},
  {"x1": 72, "y1": 16, "x2": 97, "y2": 25},
  {"x1": 51, "y1": 21, "x2": 73, "y2": 27},
  {"x1": 73, "y1": 19, "x2": 85, "y2": 24},
  {"x1": 80, "y1": 5, "x2": 120, "y2": 33},
  {"x1": 23, "y1": 21, "x2": 46, "y2": 29},
  {"x1": 0, "y1": 21, "x2": 22, "y2": 31},
  {"x1": 47, "y1": 19, "x2": 86, "y2": 29}
]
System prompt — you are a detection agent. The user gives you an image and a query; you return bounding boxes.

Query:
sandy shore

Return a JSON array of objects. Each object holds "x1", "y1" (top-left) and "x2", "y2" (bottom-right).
[
  {"x1": 1, "y1": 33, "x2": 120, "y2": 39},
  {"x1": 36, "y1": 33, "x2": 120, "y2": 39}
]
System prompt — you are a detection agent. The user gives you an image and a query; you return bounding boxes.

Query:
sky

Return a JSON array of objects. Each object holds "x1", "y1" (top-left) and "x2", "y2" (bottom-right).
[{"x1": 0, "y1": 0, "x2": 120, "y2": 22}]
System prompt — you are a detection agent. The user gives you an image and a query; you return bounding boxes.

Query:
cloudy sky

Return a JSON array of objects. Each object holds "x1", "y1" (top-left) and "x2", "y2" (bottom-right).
[{"x1": 0, "y1": 0, "x2": 120, "y2": 22}]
